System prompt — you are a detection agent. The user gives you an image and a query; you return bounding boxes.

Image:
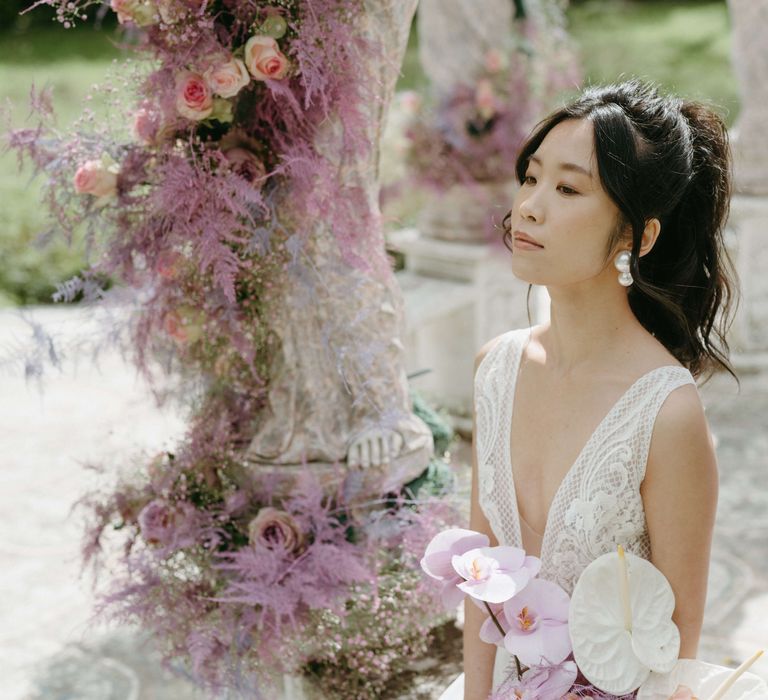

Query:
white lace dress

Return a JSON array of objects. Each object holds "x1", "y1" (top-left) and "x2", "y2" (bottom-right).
[{"x1": 440, "y1": 327, "x2": 697, "y2": 698}]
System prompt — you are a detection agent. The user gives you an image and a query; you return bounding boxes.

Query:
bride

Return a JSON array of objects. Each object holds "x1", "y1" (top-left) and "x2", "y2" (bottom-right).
[{"x1": 444, "y1": 79, "x2": 738, "y2": 699}]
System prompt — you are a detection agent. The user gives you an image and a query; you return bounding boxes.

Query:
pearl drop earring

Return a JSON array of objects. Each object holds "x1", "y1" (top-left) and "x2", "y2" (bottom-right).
[{"x1": 614, "y1": 250, "x2": 633, "y2": 287}]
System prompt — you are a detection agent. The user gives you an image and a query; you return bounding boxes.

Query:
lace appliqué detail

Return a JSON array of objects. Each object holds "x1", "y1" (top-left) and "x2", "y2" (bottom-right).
[{"x1": 474, "y1": 328, "x2": 697, "y2": 595}]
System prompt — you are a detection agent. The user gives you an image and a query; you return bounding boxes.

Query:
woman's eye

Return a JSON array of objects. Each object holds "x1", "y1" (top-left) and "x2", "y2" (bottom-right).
[
  {"x1": 558, "y1": 185, "x2": 578, "y2": 195},
  {"x1": 523, "y1": 175, "x2": 536, "y2": 185}
]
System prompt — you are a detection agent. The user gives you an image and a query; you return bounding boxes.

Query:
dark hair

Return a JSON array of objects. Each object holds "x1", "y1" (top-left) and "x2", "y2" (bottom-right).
[{"x1": 502, "y1": 79, "x2": 739, "y2": 383}]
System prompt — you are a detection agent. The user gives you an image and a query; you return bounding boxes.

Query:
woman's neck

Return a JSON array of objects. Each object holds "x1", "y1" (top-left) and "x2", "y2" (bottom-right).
[{"x1": 540, "y1": 283, "x2": 644, "y2": 376}]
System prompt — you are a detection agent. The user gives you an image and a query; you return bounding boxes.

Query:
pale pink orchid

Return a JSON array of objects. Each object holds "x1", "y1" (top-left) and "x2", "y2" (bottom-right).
[
  {"x1": 490, "y1": 660, "x2": 578, "y2": 700},
  {"x1": 420, "y1": 528, "x2": 490, "y2": 609},
  {"x1": 478, "y1": 600, "x2": 510, "y2": 645},
  {"x1": 669, "y1": 686, "x2": 698, "y2": 700},
  {"x1": 452, "y1": 546, "x2": 541, "y2": 604},
  {"x1": 502, "y1": 578, "x2": 572, "y2": 667}
]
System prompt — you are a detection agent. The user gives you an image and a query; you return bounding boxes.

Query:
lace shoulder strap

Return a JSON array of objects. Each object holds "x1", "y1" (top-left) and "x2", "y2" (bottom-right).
[
  {"x1": 634, "y1": 366, "x2": 698, "y2": 485},
  {"x1": 474, "y1": 328, "x2": 528, "y2": 544}
]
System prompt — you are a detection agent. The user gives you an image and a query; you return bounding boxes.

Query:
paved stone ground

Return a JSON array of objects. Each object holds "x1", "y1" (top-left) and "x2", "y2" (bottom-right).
[{"x1": 1, "y1": 307, "x2": 767, "y2": 699}]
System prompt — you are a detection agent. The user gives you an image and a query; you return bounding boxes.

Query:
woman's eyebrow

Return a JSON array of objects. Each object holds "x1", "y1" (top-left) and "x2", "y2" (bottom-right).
[{"x1": 529, "y1": 154, "x2": 593, "y2": 179}]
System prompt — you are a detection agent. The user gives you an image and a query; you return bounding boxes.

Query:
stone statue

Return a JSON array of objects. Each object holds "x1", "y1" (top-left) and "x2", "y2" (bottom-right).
[{"x1": 244, "y1": 0, "x2": 434, "y2": 497}]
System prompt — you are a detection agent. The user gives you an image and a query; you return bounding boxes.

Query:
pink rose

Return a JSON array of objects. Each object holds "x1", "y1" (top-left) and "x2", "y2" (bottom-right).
[
  {"x1": 475, "y1": 78, "x2": 496, "y2": 121},
  {"x1": 138, "y1": 498, "x2": 198, "y2": 549},
  {"x1": 204, "y1": 57, "x2": 250, "y2": 98},
  {"x1": 223, "y1": 147, "x2": 267, "y2": 187},
  {"x1": 400, "y1": 90, "x2": 422, "y2": 116},
  {"x1": 131, "y1": 102, "x2": 164, "y2": 145},
  {"x1": 175, "y1": 71, "x2": 213, "y2": 120},
  {"x1": 247, "y1": 507, "x2": 305, "y2": 554},
  {"x1": 163, "y1": 306, "x2": 205, "y2": 344},
  {"x1": 111, "y1": 0, "x2": 157, "y2": 26},
  {"x1": 156, "y1": 251, "x2": 181, "y2": 280},
  {"x1": 73, "y1": 159, "x2": 119, "y2": 198},
  {"x1": 243, "y1": 36, "x2": 290, "y2": 81},
  {"x1": 484, "y1": 48, "x2": 506, "y2": 74}
]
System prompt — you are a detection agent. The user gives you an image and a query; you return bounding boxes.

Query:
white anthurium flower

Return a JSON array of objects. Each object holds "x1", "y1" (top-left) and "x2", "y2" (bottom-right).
[
  {"x1": 637, "y1": 656, "x2": 768, "y2": 700},
  {"x1": 569, "y1": 548, "x2": 680, "y2": 696}
]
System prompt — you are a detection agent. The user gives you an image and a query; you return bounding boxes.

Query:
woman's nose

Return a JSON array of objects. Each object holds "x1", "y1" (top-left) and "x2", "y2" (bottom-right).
[{"x1": 518, "y1": 192, "x2": 542, "y2": 222}]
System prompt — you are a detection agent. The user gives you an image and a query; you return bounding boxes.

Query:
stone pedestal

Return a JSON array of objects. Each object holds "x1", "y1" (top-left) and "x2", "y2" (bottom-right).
[
  {"x1": 391, "y1": 228, "x2": 545, "y2": 412},
  {"x1": 727, "y1": 196, "x2": 768, "y2": 353}
]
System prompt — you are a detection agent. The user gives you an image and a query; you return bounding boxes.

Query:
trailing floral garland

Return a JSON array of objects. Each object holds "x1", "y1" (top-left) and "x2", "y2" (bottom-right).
[{"x1": 8, "y1": 0, "x2": 461, "y2": 695}]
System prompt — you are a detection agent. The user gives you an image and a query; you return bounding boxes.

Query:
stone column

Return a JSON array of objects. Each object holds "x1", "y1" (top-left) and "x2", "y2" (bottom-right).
[{"x1": 726, "y1": 0, "x2": 768, "y2": 354}]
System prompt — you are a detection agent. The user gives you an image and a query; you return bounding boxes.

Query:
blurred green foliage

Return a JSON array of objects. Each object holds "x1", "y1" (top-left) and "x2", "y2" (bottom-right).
[{"x1": 568, "y1": 0, "x2": 738, "y2": 125}]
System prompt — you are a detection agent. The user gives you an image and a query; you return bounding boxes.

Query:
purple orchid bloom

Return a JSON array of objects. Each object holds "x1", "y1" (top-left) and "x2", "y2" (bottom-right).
[
  {"x1": 503, "y1": 578, "x2": 572, "y2": 667},
  {"x1": 452, "y1": 546, "x2": 541, "y2": 604},
  {"x1": 420, "y1": 528, "x2": 490, "y2": 609}
]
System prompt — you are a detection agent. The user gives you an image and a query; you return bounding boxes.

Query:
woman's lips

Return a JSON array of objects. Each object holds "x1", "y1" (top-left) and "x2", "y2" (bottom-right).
[
  {"x1": 513, "y1": 238, "x2": 544, "y2": 250},
  {"x1": 513, "y1": 230, "x2": 544, "y2": 249}
]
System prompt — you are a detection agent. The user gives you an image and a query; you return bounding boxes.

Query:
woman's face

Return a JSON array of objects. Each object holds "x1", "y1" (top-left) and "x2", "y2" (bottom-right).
[{"x1": 508, "y1": 118, "x2": 625, "y2": 288}]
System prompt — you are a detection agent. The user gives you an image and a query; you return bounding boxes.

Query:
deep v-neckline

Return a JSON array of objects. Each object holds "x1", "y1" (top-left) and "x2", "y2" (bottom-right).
[{"x1": 503, "y1": 328, "x2": 681, "y2": 559}]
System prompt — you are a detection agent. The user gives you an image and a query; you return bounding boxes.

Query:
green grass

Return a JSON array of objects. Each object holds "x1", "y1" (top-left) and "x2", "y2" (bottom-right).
[{"x1": 0, "y1": 2, "x2": 740, "y2": 305}]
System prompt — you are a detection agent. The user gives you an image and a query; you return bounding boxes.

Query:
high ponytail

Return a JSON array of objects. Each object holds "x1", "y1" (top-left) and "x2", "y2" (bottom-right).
[{"x1": 505, "y1": 79, "x2": 739, "y2": 383}]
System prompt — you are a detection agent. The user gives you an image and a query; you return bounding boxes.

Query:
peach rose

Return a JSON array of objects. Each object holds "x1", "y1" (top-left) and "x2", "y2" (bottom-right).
[
  {"x1": 73, "y1": 158, "x2": 119, "y2": 198},
  {"x1": 247, "y1": 507, "x2": 305, "y2": 554},
  {"x1": 243, "y1": 36, "x2": 290, "y2": 81},
  {"x1": 175, "y1": 71, "x2": 213, "y2": 120},
  {"x1": 204, "y1": 57, "x2": 250, "y2": 98},
  {"x1": 111, "y1": 0, "x2": 157, "y2": 26}
]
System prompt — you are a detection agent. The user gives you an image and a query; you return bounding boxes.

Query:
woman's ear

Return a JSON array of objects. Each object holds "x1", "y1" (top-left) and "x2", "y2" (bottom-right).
[{"x1": 638, "y1": 217, "x2": 661, "y2": 257}]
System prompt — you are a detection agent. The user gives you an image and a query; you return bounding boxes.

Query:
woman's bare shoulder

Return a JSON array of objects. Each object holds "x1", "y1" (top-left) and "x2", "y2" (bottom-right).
[
  {"x1": 647, "y1": 381, "x2": 715, "y2": 482},
  {"x1": 473, "y1": 326, "x2": 536, "y2": 372}
]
